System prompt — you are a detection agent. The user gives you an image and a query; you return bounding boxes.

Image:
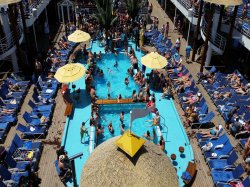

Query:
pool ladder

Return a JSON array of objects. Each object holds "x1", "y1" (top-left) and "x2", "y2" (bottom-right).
[{"x1": 159, "y1": 114, "x2": 168, "y2": 141}]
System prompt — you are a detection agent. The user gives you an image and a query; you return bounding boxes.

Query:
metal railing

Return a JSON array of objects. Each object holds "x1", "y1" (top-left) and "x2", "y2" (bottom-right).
[
  {"x1": 222, "y1": 7, "x2": 250, "y2": 39},
  {"x1": 0, "y1": 25, "x2": 23, "y2": 55},
  {"x1": 177, "y1": 0, "x2": 199, "y2": 17},
  {"x1": 201, "y1": 18, "x2": 227, "y2": 51}
]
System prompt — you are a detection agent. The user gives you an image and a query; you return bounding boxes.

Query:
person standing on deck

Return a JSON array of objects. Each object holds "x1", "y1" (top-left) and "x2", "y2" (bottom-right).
[
  {"x1": 175, "y1": 37, "x2": 181, "y2": 53},
  {"x1": 80, "y1": 120, "x2": 89, "y2": 144}
]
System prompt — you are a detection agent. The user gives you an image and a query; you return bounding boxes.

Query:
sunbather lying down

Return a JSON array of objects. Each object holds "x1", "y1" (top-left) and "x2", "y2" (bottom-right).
[
  {"x1": 213, "y1": 91, "x2": 232, "y2": 100},
  {"x1": 199, "y1": 124, "x2": 223, "y2": 138},
  {"x1": 167, "y1": 64, "x2": 183, "y2": 74}
]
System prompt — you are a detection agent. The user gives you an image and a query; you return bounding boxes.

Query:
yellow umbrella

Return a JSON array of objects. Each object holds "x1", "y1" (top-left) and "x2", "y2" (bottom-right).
[
  {"x1": 115, "y1": 131, "x2": 146, "y2": 157},
  {"x1": 0, "y1": 0, "x2": 20, "y2": 5},
  {"x1": 67, "y1": 30, "x2": 91, "y2": 43},
  {"x1": 54, "y1": 63, "x2": 86, "y2": 83},
  {"x1": 141, "y1": 52, "x2": 167, "y2": 69}
]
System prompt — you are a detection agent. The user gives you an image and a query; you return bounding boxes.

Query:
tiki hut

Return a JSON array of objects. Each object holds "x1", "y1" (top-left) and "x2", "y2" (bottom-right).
[{"x1": 81, "y1": 136, "x2": 179, "y2": 187}]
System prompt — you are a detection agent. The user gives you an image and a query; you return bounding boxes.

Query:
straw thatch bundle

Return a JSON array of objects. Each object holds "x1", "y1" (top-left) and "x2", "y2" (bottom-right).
[{"x1": 81, "y1": 137, "x2": 178, "y2": 187}]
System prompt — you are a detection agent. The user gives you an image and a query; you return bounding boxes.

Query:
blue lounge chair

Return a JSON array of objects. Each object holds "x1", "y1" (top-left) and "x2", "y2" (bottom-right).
[
  {"x1": 0, "y1": 164, "x2": 29, "y2": 186},
  {"x1": 4, "y1": 153, "x2": 30, "y2": 171},
  {"x1": 211, "y1": 165, "x2": 244, "y2": 184},
  {"x1": 191, "y1": 111, "x2": 215, "y2": 129},
  {"x1": 196, "y1": 126, "x2": 223, "y2": 140},
  {"x1": 0, "y1": 115, "x2": 17, "y2": 124},
  {"x1": 239, "y1": 138, "x2": 248, "y2": 149},
  {"x1": 28, "y1": 100, "x2": 53, "y2": 112},
  {"x1": 207, "y1": 150, "x2": 238, "y2": 170},
  {"x1": 23, "y1": 112, "x2": 47, "y2": 126},
  {"x1": 16, "y1": 123, "x2": 47, "y2": 139},
  {"x1": 12, "y1": 134, "x2": 42, "y2": 150},
  {"x1": 216, "y1": 177, "x2": 250, "y2": 187},
  {"x1": 204, "y1": 141, "x2": 233, "y2": 160},
  {"x1": 199, "y1": 133, "x2": 229, "y2": 148}
]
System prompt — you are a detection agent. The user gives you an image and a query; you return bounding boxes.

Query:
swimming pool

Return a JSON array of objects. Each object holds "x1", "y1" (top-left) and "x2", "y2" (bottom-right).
[
  {"x1": 61, "y1": 41, "x2": 194, "y2": 187},
  {"x1": 97, "y1": 103, "x2": 157, "y2": 145}
]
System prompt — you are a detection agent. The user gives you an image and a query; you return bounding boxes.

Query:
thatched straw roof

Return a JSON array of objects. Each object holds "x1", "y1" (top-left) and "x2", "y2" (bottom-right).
[
  {"x1": 81, "y1": 137, "x2": 179, "y2": 187},
  {"x1": 204, "y1": 0, "x2": 243, "y2": 6},
  {"x1": 0, "y1": 0, "x2": 21, "y2": 5}
]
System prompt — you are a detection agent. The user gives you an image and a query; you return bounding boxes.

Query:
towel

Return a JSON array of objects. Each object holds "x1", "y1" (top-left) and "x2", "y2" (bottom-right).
[
  {"x1": 30, "y1": 126, "x2": 36, "y2": 132},
  {"x1": 45, "y1": 89, "x2": 53, "y2": 93},
  {"x1": 215, "y1": 144, "x2": 224, "y2": 149},
  {"x1": 182, "y1": 171, "x2": 191, "y2": 181}
]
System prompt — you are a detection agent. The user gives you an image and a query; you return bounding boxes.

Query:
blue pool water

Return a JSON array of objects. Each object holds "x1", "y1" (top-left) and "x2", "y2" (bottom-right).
[
  {"x1": 97, "y1": 103, "x2": 156, "y2": 145},
  {"x1": 61, "y1": 41, "x2": 194, "y2": 187},
  {"x1": 95, "y1": 54, "x2": 140, "y2": 99}
]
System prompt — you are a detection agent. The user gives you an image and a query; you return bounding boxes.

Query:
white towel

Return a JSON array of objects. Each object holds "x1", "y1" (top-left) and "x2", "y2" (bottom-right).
[
  {"x1": 215, "y1": 144, "x2": 224, "y2": 149},
  {"x1": 45, "y1": 89, "x2": 53, "y2": 93}
]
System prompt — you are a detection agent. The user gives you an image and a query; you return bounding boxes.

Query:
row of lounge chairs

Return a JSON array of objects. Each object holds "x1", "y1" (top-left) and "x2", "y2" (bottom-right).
[
  {"x1": 166, "y1": 62, "x2": 215, "y2": 129},
  {"x1": 196, "y1": 130, "x2": 250, "y2": 186},
  {"x1": 200, "y1": 67, "x2": 250, "y2": 139},
  {"x1": 0, "y1": 75, "x2": 31, "y2": 144},
  {"x1": 144, "y1": 28, "x2": 173, "y2": 54},
  {"x1": 0, "y1": 33, "x2": 77, "y2": 186},
  {"x1": 0, "y1": 134, "x2": 43, "y2": 186}
]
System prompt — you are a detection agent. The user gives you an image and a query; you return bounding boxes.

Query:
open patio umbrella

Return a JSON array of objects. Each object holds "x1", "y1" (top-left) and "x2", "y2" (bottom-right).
[
  {"x1": 54, "y1": 63, "x2": 86, "y2": 83},
  {"x1": 203, "y1": 0, "x2": 243, "y2": 6},
  {"x1": 67, "y1": 30, "x2": 91, "y2": 43},
  {"x1": 141, "y1": 52, "x2": 167, "y2": 69},
  {"x1": 0, "y1": 0, "x2": 20, "y2": 5},
  {"x1": 115, "y1": 131, "x2": 146, "y2": 157}
]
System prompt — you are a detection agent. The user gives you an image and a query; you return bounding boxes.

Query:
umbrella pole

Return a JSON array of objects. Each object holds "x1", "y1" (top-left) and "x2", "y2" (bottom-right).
[{"x1": 129, "y1": 111, "x2": 132, "y2": 134}]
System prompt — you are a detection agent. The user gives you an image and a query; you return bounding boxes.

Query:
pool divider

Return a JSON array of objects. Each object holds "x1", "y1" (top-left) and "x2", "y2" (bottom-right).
[{"x1": 89, "y1": 126, "x2": 96, "y2": 153}]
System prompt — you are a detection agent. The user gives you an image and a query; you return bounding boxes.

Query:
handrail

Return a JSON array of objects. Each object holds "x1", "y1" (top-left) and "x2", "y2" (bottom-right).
[
  {"x1": 177, "y1": 0, "x2": 199, "y2": 17},
  {"x1": 0, "y1": 25, "x2": 23, "y2": 55},
  {"x1": 201, "y1": 18, "x2": 227, "y2": 51}
]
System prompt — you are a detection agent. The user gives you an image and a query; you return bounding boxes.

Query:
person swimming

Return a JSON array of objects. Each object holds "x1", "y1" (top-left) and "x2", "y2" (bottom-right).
[
  {"x1": 114, "y1": 61, "x2": 118, "y2": 68},
  {"x1": 108, "y1": 121, "x2": 114, "y2": 134},
  {"x1": 125, "y1": 77, "x2": 129, "y2": 86},
  {"x1": 120, "y1": 111, "x2": 124, "y2": 124},
  {"x1": 120, "y1": 124, "x2": 125, "y2": 135}
]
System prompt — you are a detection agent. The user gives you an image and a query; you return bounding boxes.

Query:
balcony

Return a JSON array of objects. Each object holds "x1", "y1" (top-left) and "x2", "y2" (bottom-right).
[
  {"x1": 23, "y1": 0, "x2": 51, "y2": 27},
  {"x1": 200, "y1": 18, "x2": 227, "y2": 55},
  {"x1": 170, "y1": 0, "x2": 198, "y2": 25},
  {"x1": 0, "y1": 25, "x2": 24, "y2": 60}
]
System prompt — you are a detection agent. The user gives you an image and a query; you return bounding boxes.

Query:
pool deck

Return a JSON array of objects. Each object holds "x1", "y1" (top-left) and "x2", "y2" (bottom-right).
[{"x1": 2, "y1": 1, "x2": 247, "y2": 186}]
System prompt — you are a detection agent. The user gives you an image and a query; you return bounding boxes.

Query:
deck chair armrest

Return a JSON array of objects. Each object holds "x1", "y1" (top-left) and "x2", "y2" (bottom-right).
[
  {"x1": 227, "y1": 179, "x2": 240, "y2": 183},
  {"x1": 226, "y1": 102, "x2": 235, "y2": 106},
  {"x1": 224, "y1": 167, "x2": 234, "y2": 171},
  {"x1": 218, "y1": 155, "x2": 229, "y2": 159},
  {"x1": 224, "y1": 165, "x2": 236, "y2": 170},
  {"x1": 30, "y1": 115, "x2": 39, "y2": 118},
  {"x1": 198, "y1": 114, "x2": 206, "y2": 118}
]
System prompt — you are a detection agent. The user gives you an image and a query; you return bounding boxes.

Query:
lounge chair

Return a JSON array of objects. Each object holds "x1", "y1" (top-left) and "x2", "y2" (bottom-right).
[
  {"x1": 199, "y1": 133, "x2": 229, "y2": 148},
  {"x1": 204, "y1": 141, "x2": 233, "y2": 160},
  {"x1": 22, "y1": 112, "x2": 48, "y2": 126},
  {"x1": 196, "y1": 126, "x2": 223, "y2": 140},
  {"x1": 207, "y1": 150, "x2": 238, "y2": 170},
  {"x1": 0, "y1": 164, "x2": 29, "y2": 186},
  {"x1": 211, "y1": 164, "x2": 244, "y2": 184},
  {"x1": 216, "y1": 177, "x2": 250, "y2": 187},
  {"x1": 16, "y1": 123, "x2": 47, "y2": 139},
  {"x1": 28, "y1": 100, "x2": 53, "y2": 112},
  {"x1": 181, "y1": 161, "x2": 197, "y2": 185},
  {"x1": 4, "y1": 152, "x2": 30, "y2": 172},
  {"x1": 191, "y1": 111, "x2": 215, "y2": 129},
  {"x1": 239, "y1": 138, "x2": 248, "y2": 149}
]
